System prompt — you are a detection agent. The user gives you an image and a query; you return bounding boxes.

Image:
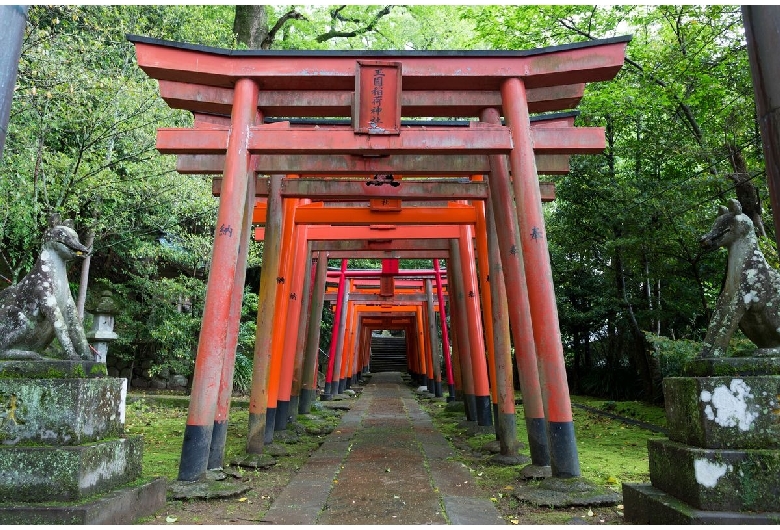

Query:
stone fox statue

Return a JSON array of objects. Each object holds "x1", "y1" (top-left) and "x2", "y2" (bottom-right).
[
  {"x1": 0, "y1": 215, "x2": 92, "y2": 360},
  {"x1": 699, "y1": 199, "x2": 780, "y2": 357}
]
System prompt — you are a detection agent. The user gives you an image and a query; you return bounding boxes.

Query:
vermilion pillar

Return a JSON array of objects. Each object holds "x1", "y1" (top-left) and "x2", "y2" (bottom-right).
[
  {"x1": 264, "y1": 194, "x2": 298, "y2": 443},
  {"x1": 337, "y1": 296, "x2": 355, "y2": 393},
  {"x1": 208, "y1": 171, "x2": 257, "y2": 470},
  {"x1": 481, "y1": 107, "x2": 550, "y2": 472},
  {"x1": 458, "y1": 225, "x2": 492, "y2": 427},
  {"x1": 416, "y1": 306, "x2": 430, "y2": 390},
  {"x1": 358, "y1": 324, "x2": 370, "y2": 380},
  {"x1": 323, "y1": 259, "x2": 348, "y2": 399},
  {"x1": 328, "y1": 277, "x2": 351, "y2": 397},
  {"x1": 247, "y1": 174, "x2": 283, "y2": 454},
  {"x1": 277, "y1": 219, "x2": 310, "y2": 429},
  {"x1": 290, "y1": 242, "x2": 316, "y2": 415},
  {"x1": 434, "y1": 259, "x2": 456, "y2": 400},
  {"x1": 502, "y1": 78, "x2": 580, "y2": 478},
  {"x1": 299, "y1": 251, "x2": 328, "y2": 413},
  {"x1": 449, "y1": 307, "x2": 464, "y2": 401},
  {"x1": 179, "y1": 78, "x2": 259, "y2": 481},
  {"x1": 484, "y1": 184, "x2": 520, "y2": 457},
  {"x1": 472, "y1": 187, "x2": 499, "y2": 428},
  {"x1": 425, "y1": 279, "x2": 444, "y2": 397},
  {"x1": 448, "y1": 238, "x2": 477, "y2": 421},
  {"x1": 422, "y1": 303, "x2": 435, "y2": 393}
]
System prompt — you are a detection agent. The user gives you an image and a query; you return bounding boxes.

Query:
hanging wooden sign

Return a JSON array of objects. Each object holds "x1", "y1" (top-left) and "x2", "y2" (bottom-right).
[{"x1": 354, "y1": 60, "x2": 402, "y2": 135}]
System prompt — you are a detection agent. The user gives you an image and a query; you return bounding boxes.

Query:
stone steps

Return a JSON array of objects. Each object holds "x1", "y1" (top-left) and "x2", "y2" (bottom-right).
[{"x1": 369, "y1": 335, "x2": 407, "y2": 372}]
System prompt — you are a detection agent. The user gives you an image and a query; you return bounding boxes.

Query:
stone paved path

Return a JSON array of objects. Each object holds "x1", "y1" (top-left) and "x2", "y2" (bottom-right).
[{"x1": 263, "y1": 372, "x2": 505, "y2": 525}]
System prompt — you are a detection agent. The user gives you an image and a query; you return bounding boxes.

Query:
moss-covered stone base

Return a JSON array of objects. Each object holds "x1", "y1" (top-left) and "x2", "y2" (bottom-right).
[
  {"x1": 0, "y1": 359, "x2": 107, "y2": 379},
  {"x1": 684, "y1": 356, "x2": 780, "y2": 377},
  {"x1": 0, "y1": 377, "x2": 126, "y2": 445},
  {"x1": 648, "y1": 438, "x2": 780, "y2": 512},
  {"x1": 623, "y1": 482, "x2": 780, "y2": 524},
  {"x1": 663, "y1": 375, "x2": 780, "y2": 449},
  {"x1": 0, "y1": 436, "x2": 142, "y2": 502},
  {"x1": 0, "y1": 477, "x2": 167, "y2": 524}
]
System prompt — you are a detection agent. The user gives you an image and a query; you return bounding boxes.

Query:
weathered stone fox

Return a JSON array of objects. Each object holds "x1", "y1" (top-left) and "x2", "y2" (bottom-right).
[
  {"x1": 699, "y1": 199, "x2": 780, "y2": 357},
  {"x1": 0, "y1": 215, "x2": 92, "y2": 360}
]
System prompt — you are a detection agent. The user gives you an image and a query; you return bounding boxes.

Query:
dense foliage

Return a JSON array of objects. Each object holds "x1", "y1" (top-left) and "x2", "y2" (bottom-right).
[
  {"x1": 1, "y1": 6, "x2": 770, "y2": 400},
  {"x1": 465, "y1": 5, "x2": 768, "y2": 401}
]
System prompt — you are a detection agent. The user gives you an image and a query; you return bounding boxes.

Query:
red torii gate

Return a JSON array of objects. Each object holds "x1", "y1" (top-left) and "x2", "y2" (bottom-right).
[{"x1": 129, "y1": 34, "x2": 629, "y2": 483}]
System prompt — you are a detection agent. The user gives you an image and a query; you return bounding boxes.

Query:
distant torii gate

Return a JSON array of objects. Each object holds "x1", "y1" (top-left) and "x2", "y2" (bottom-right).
[{"x1": 130, "y1": 34, "x2": 629, "y2": 483}]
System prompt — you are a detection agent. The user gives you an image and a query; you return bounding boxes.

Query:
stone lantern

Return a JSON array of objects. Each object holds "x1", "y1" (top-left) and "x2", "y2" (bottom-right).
[{"x1": 86, "y1": 290, "x2": 118, "y2": 363}]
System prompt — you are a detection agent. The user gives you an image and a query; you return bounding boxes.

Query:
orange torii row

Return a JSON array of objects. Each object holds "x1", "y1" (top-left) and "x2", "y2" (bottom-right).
[
  {"x1": 245, "y1": 181, "x2": 552, "y2": 472},
  {"x1": 129, "y1": 34, "x2": 629, "y2": 483}
]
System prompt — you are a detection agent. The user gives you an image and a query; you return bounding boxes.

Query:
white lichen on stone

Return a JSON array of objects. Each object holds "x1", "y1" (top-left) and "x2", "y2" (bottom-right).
[
  {"x1": 694, "y1": 458, "x2": 731, "y2": 488},
  {"x1": 743, "y1": 290, "x2": 759, "y2": 304},
  {"x1": 700, "y1": 379, "x2": 758, "y2": 431},
  {"x1": 78, "y1": 445, "x2": 127, "y2": 489}
]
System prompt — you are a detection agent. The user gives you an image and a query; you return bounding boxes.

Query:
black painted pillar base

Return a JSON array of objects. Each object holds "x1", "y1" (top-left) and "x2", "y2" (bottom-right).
[
  {"x1": 323, "y1": 381, "x2": 334, "y2": 396},
  {"x1": 549, "y1": 421, "x2": 581, "y2": 477},
  {"x1": 345, "y1": 377, "x2": 351, "y2": 390},
  {"x1": 446, "y1": 383, "x2": 456, "y2": 402},
  {"x1": 464, "y1": 393, "x2": 477, "y2": 421},
  {"x1": 320, "y1": 392, "x2": 333, "y2": 401},
  {"x1": 288, "y1": 394, "x2": 299, "y2": 422},
  {"x1": 434, "y1": 380, "x2": 443, "y2": 398},
  {"x1": 497, "y1": 412, "x2": 520, "y2": 454},
  {"x1": 247, "y1": 412, "x2": 266, "y2": 454},
  {"x1": 492, "y1": 403, "x2": 500, "y2": 440},
  {"x1": 208, "y1": 420, "x2": 228, "y2": 470},
  {"x1": 427, "y1": 377, "x2": 435, "y2": 394},
  {"x1": 338, "y1": 378, "x2": 347, "y2": 394},
  {"x1": 178, "y1": 423, "x2": 212, "y2": 481},
  {"x1": 526, "y1": 416, "x2": 551, "y2": 467},
  {"x1": 275, "y1": 400, "x2": 290, "y2": 431},
  {"x1": 299, "y1": 388, "x2": 316, "y2": 413},
  {"x1": 264, "y1": 407, "x2": 276, "y2": 444},
  {"x1": 475, "y1": 395, "x2": 493, "y2": 427}
]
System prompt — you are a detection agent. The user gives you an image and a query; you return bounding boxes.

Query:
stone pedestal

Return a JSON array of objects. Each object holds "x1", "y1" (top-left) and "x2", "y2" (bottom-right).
[
  {"x1": 0, "y1": 361, "x2": 166, "y2": 524},
  {"x1": 623, "y1": 360, "x2": 780, "y2": 524}
]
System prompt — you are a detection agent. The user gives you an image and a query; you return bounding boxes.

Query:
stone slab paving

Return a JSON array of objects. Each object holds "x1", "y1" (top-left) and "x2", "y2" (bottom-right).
[{"x1": 263, "y1": 372, "x2": 505, "y2": 525}]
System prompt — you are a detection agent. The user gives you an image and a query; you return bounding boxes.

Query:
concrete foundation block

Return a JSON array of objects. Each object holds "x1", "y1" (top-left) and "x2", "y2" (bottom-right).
[
  {"x1": 663, "y1": 375, "x2": 780, "y2": 449},
  {"x1": 0, "y1": 377, "x2": 126, "y2": 445},
  {"x1": 0, "y1": 477, "x2": 167, "y2": 524},
  {"x1": 623, "y1": 482, "x2": 780, "y2": 524},
  {"x1": 647, "y1": 438, "x2": 780, "y2": 512},
  {"x1": 0, "y1": 436, "x2": 143, "y2": 502}
]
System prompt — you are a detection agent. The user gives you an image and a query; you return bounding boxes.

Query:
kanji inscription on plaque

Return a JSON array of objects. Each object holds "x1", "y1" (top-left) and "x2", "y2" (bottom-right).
[{"x1": 354, "y1": 61, "x2": 401, "y2": 135}]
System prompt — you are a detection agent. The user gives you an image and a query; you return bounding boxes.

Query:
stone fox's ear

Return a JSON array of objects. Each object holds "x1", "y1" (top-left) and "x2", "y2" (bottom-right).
[
  {"x1": 47, "y1": 213, "x2": 61, "y2": 228},
  {"x1": 727, "y1": 199, "x2": 742, "y2": 215},
  {"x1": 718, "y1": 205, "x2": 729, "y2": 216}
]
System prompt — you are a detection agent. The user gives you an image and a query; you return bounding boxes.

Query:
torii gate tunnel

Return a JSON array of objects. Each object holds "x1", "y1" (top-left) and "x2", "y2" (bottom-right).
[{"x1": 129, "y1": 34, "x2": 629, "y2": 483}]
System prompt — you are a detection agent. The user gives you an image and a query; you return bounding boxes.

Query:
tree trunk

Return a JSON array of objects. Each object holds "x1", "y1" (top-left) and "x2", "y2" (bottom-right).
[
  {"x1": 727, "y1": 141, "x2": 766, "y2": 237},
  {"x1": 615, "y1": 241, "x2": 660, "y2": 402},
  {"x1": 233, "y1": 5, "x2": 270, "y2": 49},
  {"x1": 76, "y1": 229, "x2": 95, "y2": 321}
]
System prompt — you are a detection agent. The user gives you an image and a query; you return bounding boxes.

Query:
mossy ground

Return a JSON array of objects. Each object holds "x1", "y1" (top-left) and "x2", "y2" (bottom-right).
[
  {"x1": 126, "y1": 393, "x2": 348, "y2": 524},
  {"x1": 417, "y1": 393, "x2": 664, "y2": 524},
  {"x1": 126, "y1": 390, "x2": 665, "y2": 525}
]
